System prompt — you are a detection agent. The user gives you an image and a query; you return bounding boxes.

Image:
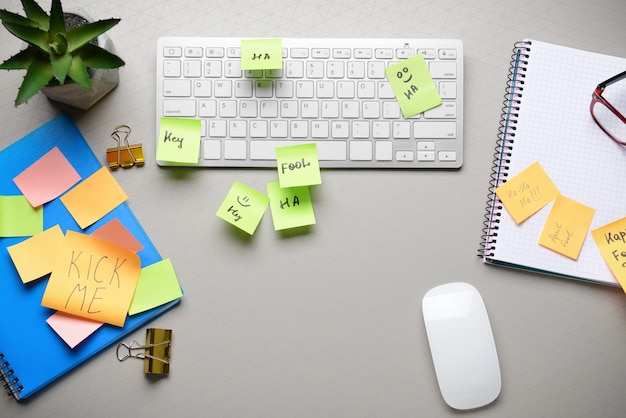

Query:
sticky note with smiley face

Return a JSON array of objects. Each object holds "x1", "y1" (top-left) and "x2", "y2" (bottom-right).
[{"x1": 385, "y1": 54, "x2": 442, "y2": 118}]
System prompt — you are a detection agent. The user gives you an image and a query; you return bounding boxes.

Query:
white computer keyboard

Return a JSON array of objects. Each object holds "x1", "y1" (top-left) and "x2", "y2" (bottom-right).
[{"x1": 156, "y1": 37, "x2": 463, "y2": 168}]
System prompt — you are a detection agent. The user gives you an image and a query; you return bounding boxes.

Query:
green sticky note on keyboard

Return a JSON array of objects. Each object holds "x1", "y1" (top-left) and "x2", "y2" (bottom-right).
[
  {"x1": 267, "y1": 182, "x2": 316, "y2": 231},
  {"x1": 156, "y1": 117, "x2": 201, "y2": 164},
  {"x1": 241, "y1": 39, "x2": 283, "y2": 70},
  {"x1": 385, "y1": 54, "x2": 442, "y2": 119},
  {"x1": 216, "y1": 181, "x2": 270, "y2": 235},
  {"x1": 276, "y1": 143, "x2": 321, "y2": 188}
]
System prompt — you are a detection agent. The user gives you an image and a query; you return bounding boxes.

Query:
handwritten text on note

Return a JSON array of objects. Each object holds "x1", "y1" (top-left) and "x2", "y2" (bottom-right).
[
  {"x1": 538, "y1": 194, "x2": 595, "y2": 260},
  {"x1": 495, "y1": 162, "x2": 559, "y2": 224}
]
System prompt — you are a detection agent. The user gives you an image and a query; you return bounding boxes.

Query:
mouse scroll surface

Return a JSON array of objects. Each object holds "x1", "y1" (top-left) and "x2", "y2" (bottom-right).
[{"x1": 422, "y1": 282, "x2": 501, "y2": 410}]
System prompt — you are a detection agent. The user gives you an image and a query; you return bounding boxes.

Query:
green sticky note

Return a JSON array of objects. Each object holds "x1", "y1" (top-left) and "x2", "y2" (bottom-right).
[
  {"x1": 216, "y1": 181, "x2": 270, "y2": 235},
  {"x1": 267, "y1": 182, "x2": 316, "y2": 230},
  {"x1": 128, "y1": 258, "x2": 183, "y2": 315},
  {"x1": 241, "y1": 38, "x2": 283, "y2": 70},
  {"x1": 0, "y1": 195, "x2": 43, "y2": 237},
  {"x1": 276, "y1": 143, "x2": 322, "y2": 188},
  {"x1": 385, "y1": 54, "x2": 442, "y2": 118},
  {"x1": 156, "y1": 117, "x2": 201, "y2": 164}
]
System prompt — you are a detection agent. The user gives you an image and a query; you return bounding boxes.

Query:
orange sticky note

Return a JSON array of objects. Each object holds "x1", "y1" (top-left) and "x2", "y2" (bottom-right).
[
  {"x1": 46, "y1": 312, "x2": 103, "y2": 349},
  {"x1": 7, "y1": 225, "x2": 65, "y2": 283},
  {"x1": 41, "y1": 231, "x2": 141, "y2": 327},
  {"x1": 495, "y1": 162, "x2": 559, "y2": 224},
  {"x1": 61, "y1": 167, "x2": 128, "y2": 229},
  {"x1": 91, "y1": 218, "x2": 144, "y2": 253},
  {"x1": 13, "y1": 147, "x2": 81, "y2": 207},
  {"x1": 592, "y1": 217, "x2": 626, "y2": 293},
  {"x1": 538, "y1": 195, "x2": 595, "y2": 260}
]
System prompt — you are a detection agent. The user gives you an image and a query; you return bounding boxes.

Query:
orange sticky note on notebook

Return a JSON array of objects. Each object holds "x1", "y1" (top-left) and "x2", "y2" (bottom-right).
[
  {"x1": 91, "y1": 218, "x2": 143, "y2": 253},
  {"x1": 41, "y1": 231, "x2": 141, "y2": 327},
  {"x1": 592, "y1": 217, "x2": 626, "y2": 293},
  {"x1": 495, "y1": 162, "x2": 559, "y2": 224},
  {"x1": 7, "y1": 225, "x2": 65, "y2": 283},
  {"x1": 538, "y1": 195, "x2": 595, "y2": 260},
  {"x1": 61, "y1": 167, "x2": 128, "y2": 229}
]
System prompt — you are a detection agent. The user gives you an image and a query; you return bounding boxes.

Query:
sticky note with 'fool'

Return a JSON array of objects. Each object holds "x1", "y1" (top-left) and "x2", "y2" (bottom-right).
[
  {"x1": 385, "y1": 54, "x2": 442, "y2": 118},
  {"x1": 276, "y1": 143, "x2": 322, "y2": 188}
]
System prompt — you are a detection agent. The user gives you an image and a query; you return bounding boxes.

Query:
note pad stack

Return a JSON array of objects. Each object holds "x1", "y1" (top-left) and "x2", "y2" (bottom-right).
[
  {"x1": 480, "y1": 40, "x2": 626, "y2": 286},
  {"x1": 0, "y1": 115, "x2": 182, "y2": 400}
]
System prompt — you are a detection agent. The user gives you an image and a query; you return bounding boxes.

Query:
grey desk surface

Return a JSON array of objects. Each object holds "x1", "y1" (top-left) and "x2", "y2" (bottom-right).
[{"x1": 1, "y1": 0, "x2": 626, "y2": 416}]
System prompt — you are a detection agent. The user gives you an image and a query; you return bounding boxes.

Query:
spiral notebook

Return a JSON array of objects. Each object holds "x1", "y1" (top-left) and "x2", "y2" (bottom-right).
[
  {"x1": 480, "y1": 39, "x2": 626, "y2": 286},
  {"x1": 0, "y1": 114, "x2": 181, "y2": 400}
]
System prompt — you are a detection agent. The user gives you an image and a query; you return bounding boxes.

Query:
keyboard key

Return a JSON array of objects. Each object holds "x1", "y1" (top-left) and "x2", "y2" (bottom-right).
[
  {"x1": 164, "y1": 80, "x2": 191, "y2": 97},
  {"x1": 224, "y1": 140, "x2": 246, "y2": 159},
  {"x1": 350, "y1": 141, "x2": 373, "y2": 160},
  {"x1": 250, "y1": 140, "x2": 347, "y2": 160},
  {"x1": 413, "y1": 121, "x2": 456, "y2": 138},
  {"x1": 164, "y1": 99, "x2": 195, "y2": 117}
]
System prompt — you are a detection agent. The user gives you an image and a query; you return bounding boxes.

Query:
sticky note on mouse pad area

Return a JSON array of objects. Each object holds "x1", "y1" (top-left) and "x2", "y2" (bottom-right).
[
  {"x1": 385, "y1": 54, "x2": 442, "y2": 118},
  {"x1": 157, "y1": 117, "x2": 201, "y2": 165}
]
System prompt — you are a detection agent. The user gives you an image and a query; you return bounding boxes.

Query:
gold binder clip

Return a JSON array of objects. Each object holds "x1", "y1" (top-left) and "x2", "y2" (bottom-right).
[
  {"x1": 116, "y1": 328, "x2": 172, "y2": 375},
  {"x1": 106, "y1": 125, "x2": 145, "y2": 170}
]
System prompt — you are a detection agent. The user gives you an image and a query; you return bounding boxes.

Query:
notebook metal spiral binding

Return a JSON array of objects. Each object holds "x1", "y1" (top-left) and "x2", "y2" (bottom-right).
[
  {"x1": 0, "y1": 353, "x2": 23, "y2": 398},
  {"x1": 478, "y1": 40, "x2": 531, "y2": 257}
]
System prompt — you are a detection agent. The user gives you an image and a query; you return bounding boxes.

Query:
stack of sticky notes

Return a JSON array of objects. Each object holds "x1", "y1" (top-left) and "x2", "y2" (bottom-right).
[
  {"x1": 217, "y1": 143, "x2": 320, "y2": 235},
  {"x1": 3, "y1": 146, "x2": 183, "y2": 348}
]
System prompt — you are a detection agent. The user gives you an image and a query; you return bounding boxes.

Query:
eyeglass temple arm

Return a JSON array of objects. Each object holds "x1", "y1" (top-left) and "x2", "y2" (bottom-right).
[{"x1": 598, "y1": 69, "x2": 626, "y2": 89}]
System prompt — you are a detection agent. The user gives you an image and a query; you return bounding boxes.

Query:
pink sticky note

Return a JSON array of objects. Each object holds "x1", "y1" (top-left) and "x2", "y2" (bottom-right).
[
  {"x1": 46, "y1": 311, "x2": 103, "y2": 349},
  {"x1": 91, "y1": 218, "x2": 144, "y2": 253},
  {"x1": 13, "y1": 147, "x2": 81, "y2": 207}
]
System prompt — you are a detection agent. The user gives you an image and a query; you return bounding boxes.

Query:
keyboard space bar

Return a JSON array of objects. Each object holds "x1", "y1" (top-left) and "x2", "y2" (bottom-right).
[{"x1": 249, "y1": 140, "x2": 347, "y2": 161}]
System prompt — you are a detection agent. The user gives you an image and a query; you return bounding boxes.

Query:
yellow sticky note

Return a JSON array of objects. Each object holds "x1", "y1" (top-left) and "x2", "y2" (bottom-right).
[
  {"x1": 385, "y1": 54, "x2": 442, "y2": 118},
  {"x1": 241, "y1": 38, "x2": 283, "y2": 70},
  {"x1": 60, "y1": 167, "x2": 128, "y2": 229},
  {"x1": 7, "y1": 225, "x2": 65, "y2": 283},
  {"x1": 592, "y1": 217, "x2": 626, "y2": 293},
  {"x1": 276, "y1": 143, "x2": 322, "y2": 188},
  {"x1": 128, "y1": 258, "x2": 183, "y2": 315},
  {"x1": 0, "y1": 195, "x2": 43, "y2": 237},
  {"x1": 41, "y1": 231, "x2": 141, "y2": 327},
  {"x1": 495, "y1": 162, "x2": 559, "y2": 224},
  {"x1": 156, "y1": 117, "x2": 201, "y2": 164},
  {"x1": 267, "y1": 182, "x2": 316, "y2": 230},
  {"x1": 216, "y1": 181, "x2": 270, "y2": 235},
  {"x1": 538, "y1": 195, "x2": 595, "y2": 260}
]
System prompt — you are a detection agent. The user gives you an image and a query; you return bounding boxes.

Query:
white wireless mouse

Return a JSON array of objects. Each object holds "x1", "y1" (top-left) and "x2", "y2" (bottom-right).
[{"x1": 422, "y1": 282, "x2": 501, "y2": 410}]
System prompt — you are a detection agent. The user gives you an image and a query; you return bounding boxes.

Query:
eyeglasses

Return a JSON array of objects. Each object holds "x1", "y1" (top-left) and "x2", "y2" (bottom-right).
[{"x1": 590, "y1": 70, "x2": 626, "y2": 145}]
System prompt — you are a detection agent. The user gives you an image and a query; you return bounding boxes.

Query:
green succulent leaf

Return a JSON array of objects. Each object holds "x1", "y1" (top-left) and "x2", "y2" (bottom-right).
[
  {"x1": 67, "y1": 18, "x2": 120, "y2": 52},
  {"x1": 0, "y1": 9, "x2": 37, "y2": 27},
  {"x1": 20, "y1": 0, "x2": 49, "y2": 30},
  {"x1": 2, "y1": 21, "x2": 49, "y2": 52},
  {"x1": 0, "y1": 47, "x2": 38, "y2": 70},
  {"x1": 15, "y1": 55, "x2": 54, "y2": 105},
  {"x1": 67, "y1": 55, "x2": 91, "y2": 89},
  {"x1": 77, "y1": 43, "x2": 125, "y2": 69},
  {"x1": 48, "y1": 0, "x2": 65, "y2": 38},
  {"x1": 49, "y1": 46, "x2": 71, "y2": 83}
]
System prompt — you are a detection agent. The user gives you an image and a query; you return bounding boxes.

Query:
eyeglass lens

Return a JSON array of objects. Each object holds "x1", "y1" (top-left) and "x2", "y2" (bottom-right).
[{"x1": 593, "y1": 77, "x2": 626, "y2": 142}]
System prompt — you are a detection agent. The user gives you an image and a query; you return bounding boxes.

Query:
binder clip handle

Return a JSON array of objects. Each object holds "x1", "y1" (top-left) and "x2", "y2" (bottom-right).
[{"x1": 107, "y1": 124, "x2": 145, "y2": 170}]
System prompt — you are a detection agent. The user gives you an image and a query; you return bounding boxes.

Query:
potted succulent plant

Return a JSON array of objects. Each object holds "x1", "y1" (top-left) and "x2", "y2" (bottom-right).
[{"x1": 0, "y1": 0, "x2": 125, "y2": 109}]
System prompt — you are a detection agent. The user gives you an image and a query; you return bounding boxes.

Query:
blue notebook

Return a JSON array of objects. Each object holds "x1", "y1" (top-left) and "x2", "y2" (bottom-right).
[{"x1": 0, "y1": 114, "x2": 181, "y2": 400}]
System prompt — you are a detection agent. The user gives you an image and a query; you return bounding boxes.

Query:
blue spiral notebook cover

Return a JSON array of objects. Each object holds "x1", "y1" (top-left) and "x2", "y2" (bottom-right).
[{"x1": 0, "y1": 114, "x2": 181, "y2": 400}]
